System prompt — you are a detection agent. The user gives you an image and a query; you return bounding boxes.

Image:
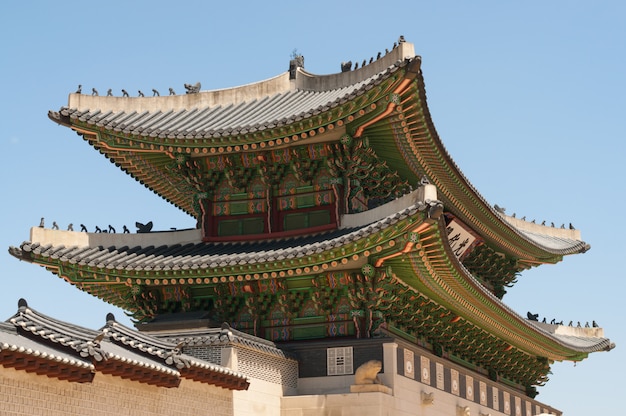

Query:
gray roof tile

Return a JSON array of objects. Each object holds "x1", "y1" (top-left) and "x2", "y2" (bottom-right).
[
  {"x1": 13, "y1": 200, "x2": 432, "y2": 274},
  {"x1": 517, "y1": 230, "x2": 589, "y2": 252},
  {"x1": 2, "y1": 299, "x2": 249, "y2": 389},
  {"x1": 51, "y1": 63, "x2": 403, "y2": 140}
]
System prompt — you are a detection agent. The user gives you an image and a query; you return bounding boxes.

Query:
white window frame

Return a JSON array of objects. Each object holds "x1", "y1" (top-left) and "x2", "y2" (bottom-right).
[{"x1": 327, "y1": 346, "x2": 353, "y2": 376}]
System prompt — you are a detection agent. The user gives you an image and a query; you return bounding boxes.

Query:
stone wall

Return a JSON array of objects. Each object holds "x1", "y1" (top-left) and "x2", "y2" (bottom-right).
[
  {"x1": 234, "y1": 378, "x2": 286, "y2": 416},
  {"x1": 0, "y1": 366, "x2": 233, "y2": 416}
]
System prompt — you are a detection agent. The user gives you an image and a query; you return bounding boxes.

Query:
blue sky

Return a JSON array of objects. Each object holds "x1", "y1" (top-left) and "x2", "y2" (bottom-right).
[{"x1": 1, "y1": 1, "x2": 624, "y2": 414}]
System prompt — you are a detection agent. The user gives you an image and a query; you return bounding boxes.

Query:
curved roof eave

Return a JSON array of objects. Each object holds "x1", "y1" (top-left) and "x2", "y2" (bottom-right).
[
  {"x1": 397, "y1": 218, "x2": 612, "y2": 360},
  {"x1": 381, "y1": 68, "x2": 589, "y2": 262}
]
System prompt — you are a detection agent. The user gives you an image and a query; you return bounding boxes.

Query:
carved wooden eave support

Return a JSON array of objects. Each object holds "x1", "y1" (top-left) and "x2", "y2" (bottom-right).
[{"x1": 372, "y1": 191, "x2": 444, "y2": 267}]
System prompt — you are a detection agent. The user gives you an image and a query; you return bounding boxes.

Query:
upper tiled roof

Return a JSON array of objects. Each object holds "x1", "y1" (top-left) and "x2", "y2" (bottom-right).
[
  {"x1": 52, "y1": 77, "x2": 387, "y2": 139},
  {"x1": 515, "y1": 229, "x2": 589, "y2": 253},
  {"x1": 49, "y1": 44, "x2": 413, "y2": 140}
]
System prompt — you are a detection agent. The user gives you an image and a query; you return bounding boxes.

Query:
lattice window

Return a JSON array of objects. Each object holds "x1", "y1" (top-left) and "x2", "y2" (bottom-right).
[
  {"x1": 327, "y1": 346, "x2": 353, "y2": 376},
  {"x1": 283, "y1": 209, "x2": 331, "y2": 231}
]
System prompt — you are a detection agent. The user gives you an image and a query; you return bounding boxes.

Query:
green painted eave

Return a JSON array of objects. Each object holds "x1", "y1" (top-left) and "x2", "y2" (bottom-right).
[
  {"x1": 384, "y1": 219, "x2": 590, "y2": 363},
  {"x1": 56, "y1": 74, "x2": 405, "y2": 218},
  {"x1": 362, "y1": 75, "x2": 577, "y2": 265}
]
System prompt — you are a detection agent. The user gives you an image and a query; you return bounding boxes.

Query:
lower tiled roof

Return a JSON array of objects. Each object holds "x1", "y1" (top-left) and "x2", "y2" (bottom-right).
[{"x1": 10, "y1": 201, "x2": 429, "y2": 273}]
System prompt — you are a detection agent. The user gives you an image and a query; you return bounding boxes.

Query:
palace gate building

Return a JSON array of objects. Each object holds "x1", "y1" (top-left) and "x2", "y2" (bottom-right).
[{"x1": 6, "y1": 39, "x2": 613, "y2": 415}]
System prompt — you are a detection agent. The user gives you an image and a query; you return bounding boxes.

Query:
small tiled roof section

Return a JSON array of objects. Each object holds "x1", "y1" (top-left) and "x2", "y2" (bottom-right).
[
  {"x1": 0, "y1": 319, "x2": 94, "y2": 382},
  {"x1": 103, "y1": 314, "x2": 250, "y2": 389},
  {"x1": 149, "y1": 323, "x2": 297, "y2": 361},
  {"x1": 3, "y1": 299, "x2": 249, "y2": 389},
  {"x1": 12, "y1": 202, "x2": 430, "y2": 273},
  {"x1": 52, "y1": 79, "x2": 387, "y2": 139}
]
